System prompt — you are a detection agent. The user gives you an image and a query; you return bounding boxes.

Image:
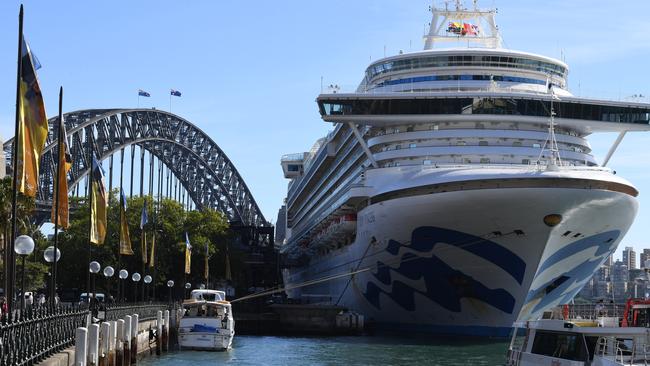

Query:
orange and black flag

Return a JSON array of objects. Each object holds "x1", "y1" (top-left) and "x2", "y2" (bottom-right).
[
  {"x1": 50, "y1": 112, "x2": 72, "y2": 228},
  {"x1": 90, "y1": 157, "x2": 107, "y2": 245},
  {"x1": 17, "y1": 38, "x2": 48, "y2": 197},
  {"x1": 119, "y1": 188, "x2": 134, "y2": 255}
]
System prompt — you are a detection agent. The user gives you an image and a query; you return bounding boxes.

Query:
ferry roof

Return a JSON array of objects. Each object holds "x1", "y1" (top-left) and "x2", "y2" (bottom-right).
[
  {"x1": 367, "y1": 47, "x2": 569, "y2": 72},
  {"x1": 524, "y1": 319, "x2": 649, "y2": 336},
  {"x1": 316, "y1": 92, "x2": 650, "y2": 134}
]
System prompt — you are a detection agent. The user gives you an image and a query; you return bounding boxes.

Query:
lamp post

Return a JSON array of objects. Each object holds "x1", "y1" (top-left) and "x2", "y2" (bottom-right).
[
  {"x1": 143, "y1": 275, "x2": 152, "y2": 302},
  {"x1": 103, "y1": 266, "x2": 114, "y2": 302},
  {"x1": 43, "y1": 246, "x2": 61, "y2": 307},
  {"x1": 89, "y1": 261, "x2": 101, "y2": 303},
  {"x1": 118, "y1": 269, "x2": 129, "y2": 303},
  {"x1": 167, "y1": 280, "x2": 174, "y2": 303},
  {"x1": 185, "y1": 282, "x2": 191, "y2": 299},
  {"x1": 132, "y1": 273, "x2": 141, "y2": 303},
  {"x1": 15, "y1": 235, "x2": 35, "y2": 313}
]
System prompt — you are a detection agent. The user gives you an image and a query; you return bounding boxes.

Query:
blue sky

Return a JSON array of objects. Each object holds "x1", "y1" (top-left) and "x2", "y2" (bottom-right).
[{"x1": 1, "y1": 1, "x2": 649, "y2": 261}]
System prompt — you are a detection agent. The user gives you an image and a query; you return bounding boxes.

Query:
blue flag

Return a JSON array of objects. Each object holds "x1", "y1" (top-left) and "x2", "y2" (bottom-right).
[
  {"x1": 185, "y1": 232, "x2": 191, "y2": 250},
  {"x1": 170, "y1": 89, "x2": 181, "y2": 97},
  {"x1": 140, "y1": 198, "x2": 148, "y2": 229},
  {"x1": 138, "y1": 89, "x2": 151, "y2": 97}
]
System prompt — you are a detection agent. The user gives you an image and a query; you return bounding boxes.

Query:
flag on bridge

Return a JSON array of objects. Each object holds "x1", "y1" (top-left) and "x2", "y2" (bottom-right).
[
  {"x1": 170, "y1": 89, "x2": 181, "y2": 97},
  {"x1": 16, "y1": 37, "x2": 48, "y2": 197},
  {"x1": 90, "y1": 156, "x2": 107, "y2": 245},
  {"x1": 51, "y1": 91, "x2": 72, "y2": 229},
  {"x1": 184, "y1": 232, "x2": 192, "y2": 274},
  {"x1": 138, "y1": 89, "x2": 150, "y2": 97},
  {"x1": 119, "y1": 188, "x2": 134, "y2": 255},
  {"x1": 140, "y1": 199, "x2": 148, "y2": 263}
]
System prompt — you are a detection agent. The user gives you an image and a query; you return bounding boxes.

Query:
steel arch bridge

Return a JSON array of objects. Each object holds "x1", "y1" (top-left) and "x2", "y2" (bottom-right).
[{"x1": 3, "y1": 108, "x2": 268, "y2": 227}]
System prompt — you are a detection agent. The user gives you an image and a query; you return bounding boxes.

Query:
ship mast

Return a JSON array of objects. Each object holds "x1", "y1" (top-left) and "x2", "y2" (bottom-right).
[{"x1": 423, "y1": 0, "x2": 502, "y2": 49}]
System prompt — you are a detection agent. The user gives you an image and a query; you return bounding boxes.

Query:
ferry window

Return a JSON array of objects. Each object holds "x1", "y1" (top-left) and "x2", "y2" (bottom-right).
[
  {"x1": 480, "y1": 158, "x2": 490, "y2": 164},
  {"x1": 531, "y1": 331, "x2": 586, "y2": 361},
  {"x1": 407, "y1": 126, "x2": 414, "y2": 132},
  {"x1": 463, "y1": 158, "x2": 471, "y2": 164},
  {"x1": 456, "y1": 141, "x2": 466, "y2": 146},
  {"x1": 395, "y1": 145, "x2": 401, "y2": 150},
  {"x1": 409, "y1": 143, "x2": 417, "y2": 148},
  {"x1": 478, "y1": 141, "x2": 488, "y2": 146},
  {"x1": 512, "y1": 141, "x2": 522, "y2": 147},
  {"x1": 533, "y1": 143, "x2": 541, "y2": 148},
  {"x1": 522, "y1": 159, "x2": 530, "y2": 165},
  {"x1": 423, "y1": 160, "x2": 432, "y2": 165}
]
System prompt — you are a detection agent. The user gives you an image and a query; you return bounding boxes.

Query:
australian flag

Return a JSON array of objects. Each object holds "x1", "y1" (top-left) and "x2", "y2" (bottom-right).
[
  {"x1": 138, "y1": 89, "x2": 151, "y2": 97},
  {"x1": 170, "y1": 89, "x2": 181, "y2": 97}
]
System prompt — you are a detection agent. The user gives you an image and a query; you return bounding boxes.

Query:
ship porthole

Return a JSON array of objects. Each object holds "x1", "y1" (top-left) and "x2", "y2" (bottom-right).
[{"x1": 543, "y1": 214, "x2": 563, "y2": 227}]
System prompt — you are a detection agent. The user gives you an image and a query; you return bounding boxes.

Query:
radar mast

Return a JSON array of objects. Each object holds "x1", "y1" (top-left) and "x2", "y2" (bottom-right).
[{"x1": 423, "y1": 0, "x2": 502, "y2": 49}]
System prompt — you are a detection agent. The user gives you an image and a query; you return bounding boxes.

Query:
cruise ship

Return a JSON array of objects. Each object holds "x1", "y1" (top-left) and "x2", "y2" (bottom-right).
[{"x1": 276, "y1": 1, "x2": 650, "y2": 337}]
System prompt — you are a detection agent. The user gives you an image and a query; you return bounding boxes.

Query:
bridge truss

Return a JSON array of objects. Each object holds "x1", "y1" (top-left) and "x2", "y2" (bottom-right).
[{"x1": 3, "y1": 108, "x2": 268, "y2": 228}]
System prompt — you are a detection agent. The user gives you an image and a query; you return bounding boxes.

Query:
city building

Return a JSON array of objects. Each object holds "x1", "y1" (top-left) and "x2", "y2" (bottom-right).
[
  {"x1": 610, "y1": 261, "x2": 629, "y2": 302},
  {"x1": 0, "y1": 133, "x2": 5, "y2": 179},
  {"x1": 640, "y1": 249, "x2": 650, "y2": 269},
  {"x1": 623, "y1": 247, "x2": 638, "y2": 270}
]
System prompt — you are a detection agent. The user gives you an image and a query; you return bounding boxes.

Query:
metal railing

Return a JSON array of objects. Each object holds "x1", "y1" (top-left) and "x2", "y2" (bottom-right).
[
  {"x1": 103, "y1": 302, "x2": 171, "y2": 322},
  {"x1": 0, "y1": 305, "x2": 89, "y2": 366}
]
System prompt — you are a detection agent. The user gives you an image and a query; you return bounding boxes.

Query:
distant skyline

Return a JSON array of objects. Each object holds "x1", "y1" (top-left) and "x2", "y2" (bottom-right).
[{"x1": 1, "y1": 1, "x2": 650, "y2": 258}]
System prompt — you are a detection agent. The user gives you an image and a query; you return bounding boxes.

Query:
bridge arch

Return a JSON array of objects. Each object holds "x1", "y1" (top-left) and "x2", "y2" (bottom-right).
[{"x1": 3, "y1": 108, "x2": 267, "y2": 227}]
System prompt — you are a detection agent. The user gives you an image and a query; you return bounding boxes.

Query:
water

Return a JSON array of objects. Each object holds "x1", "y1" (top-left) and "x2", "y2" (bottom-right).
[{"x1": 139, "y1": 335, "x2": 508, "y2": 365}]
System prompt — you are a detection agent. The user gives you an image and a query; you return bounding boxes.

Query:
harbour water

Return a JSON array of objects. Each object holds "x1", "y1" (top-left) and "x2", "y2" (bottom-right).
[{"x1": 140, "y1": 335, "x2": 508, "y2": 365}]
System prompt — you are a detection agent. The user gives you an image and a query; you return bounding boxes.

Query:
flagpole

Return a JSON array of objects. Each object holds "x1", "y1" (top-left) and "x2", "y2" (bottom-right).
[
  {"x1": 87, "y1": 133, "x2": 94, "y2": 303},
  {"x1": 51, "y1": 86, "x2": 64, "y2": 308},
  {"x1": 118, "y1": 148, "x2": 124, "y2": 302},
  {"x1": 8, "y1": 4, "x2": 24, "y2": 315},
  {"x1": 169, "y1": 92, "x2": 171, "y2": 113}
]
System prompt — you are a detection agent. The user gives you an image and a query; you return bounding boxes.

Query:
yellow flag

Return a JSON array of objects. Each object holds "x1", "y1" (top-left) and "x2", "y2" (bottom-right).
[
  {"x1": 141, "y1": 231, "x2": 148, "y2": 264},
  {"x1": 184, "y1": 232, "x2": 191, "y2": 274},
  {"x1": 204, "y1": 243, "x2": 209, "y2": 281},
  {"x1": 148, "y1": 233, "x2": 155, "y2": 268},
  {"x1": 17, "y1": 38, "x2": 48, "y2": 197},
  {"x1": 50, "y1": 113, "x2": 72, "y2": 228},
  {"x1": 119, "y1": 189, "x2": 134, "y2": 255},
  {"x1": 90, "y1": 157, "x2": 107, "y2": 245}
]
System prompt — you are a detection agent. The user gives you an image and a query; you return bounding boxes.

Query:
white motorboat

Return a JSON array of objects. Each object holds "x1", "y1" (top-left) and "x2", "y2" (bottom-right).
[
  {"x1": 506, "y1": 310, "x2": 650, "y2": 366},
  {"x1": 178, "y1": 289, "x2": 235, "y2": 351}
]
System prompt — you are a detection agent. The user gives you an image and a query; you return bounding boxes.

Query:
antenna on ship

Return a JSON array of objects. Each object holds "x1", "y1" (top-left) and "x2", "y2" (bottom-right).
[{"x1": 537, "y1": 79, "x2": 563, "y2": 170}]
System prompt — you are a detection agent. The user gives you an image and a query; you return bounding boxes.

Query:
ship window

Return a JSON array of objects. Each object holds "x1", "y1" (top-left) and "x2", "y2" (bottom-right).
[
  {"x1": 456, "y1": 141, "x2": 466, "y2": 146},
  {"x1": 287, "y1": 164, "x2": 300, "y2": 172},
  {"x1": 463, "y1": 158, "x2": 471, "y2": 164},
  {"x1": 409, "y1": 143, "x2": 417, "y2": 148},
  {"x1": 394, "y1": 161, "x2": 400, "y2": 166},
  {"x1": 513, "y1": 141, "x2": 522, "y2": 147},
  {"x1": 480, "y1": 158, "x2": 490, "y2": 164},
  {"x1": 407, "y1": 126, "x2": 414, "y2": 132},
  {"x1": 423, "y1": 159, "x2": 432, "y2": 165},
  {"x1": 395, "y1": 145, "x2": 401, "y2": 150},
  {"x1": 533, "y1": 143, "x2": 542, "y2": 148},
  {"x1": 478, "y1": 141, "x2": 488, "y2": 146},
  {"x1": 522, "y1": 159, "x2": 530, "y2": 165}
]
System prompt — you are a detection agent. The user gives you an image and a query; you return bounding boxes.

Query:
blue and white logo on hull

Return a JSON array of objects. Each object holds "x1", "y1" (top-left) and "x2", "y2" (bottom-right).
[{"x1": 363, "y1": 226, "x2": 526, "y2": 314}]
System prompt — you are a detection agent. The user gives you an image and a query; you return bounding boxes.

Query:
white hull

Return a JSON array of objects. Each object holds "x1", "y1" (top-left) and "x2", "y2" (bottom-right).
[
  {"x1": 283, "y1": 167, "x2": 637, "y2": 336},
  {"x1": 178, "y1": 331, "x2": 234, "y2": 351}
]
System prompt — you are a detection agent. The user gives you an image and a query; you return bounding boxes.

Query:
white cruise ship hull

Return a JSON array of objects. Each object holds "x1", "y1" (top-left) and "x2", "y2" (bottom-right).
[{"x1": 283, "y1": 168, "x2": 637, "y2": 337}]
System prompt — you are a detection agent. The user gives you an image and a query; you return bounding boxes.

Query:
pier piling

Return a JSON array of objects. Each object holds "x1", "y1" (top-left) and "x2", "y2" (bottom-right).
[
  {"x1": 75, "y1": 327, "x2": 88, "y2": 366},
  {"x1": 116, "y1": 319, "x2": 125, "y2": 366},
  {"x1": 123, "y1": 316, "x2": 131, "y2": 365},
  {"x1": 156, "y1": 311, "x2": 162, "y2": 356},
  {"x1": 130, "y1": 314, "x2": 138, "y2": 365},
  {"x1": 88, "y1": 324, "x2": 100, "y2": 366},
  {"x1": 99, "y1": 322, "x2": 110, "y2": 366}
]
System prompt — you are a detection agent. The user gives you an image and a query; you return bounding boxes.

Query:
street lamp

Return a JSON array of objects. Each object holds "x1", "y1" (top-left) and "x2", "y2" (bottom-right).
[
  {"x1": 89, "y1": 261, "x2": 101, "y2": 303},
  {"x1": 167, "y1": 280, "x2": 174, "y2": 303},
  {"x1": 119, "y1": 269, "x2": 129, "y2": 303},
  {"x1": 132, "y1": 273, "x2": 141, "y2": 303},
  {"x1": 185, "y1": 282, "x2": 191, "y2": 299},
  {"x1": 15, "y1": 235, "x2": 35, "y2": 313},
  {"x1": 43, "y1": 246, "x2": 61, "y2": 307},
  {"x1": 103, "y1": 266, "x2": 114, "y2": 302},
  {"x1": 143, "y1": 275, "x2": 152, "y2": 301}
]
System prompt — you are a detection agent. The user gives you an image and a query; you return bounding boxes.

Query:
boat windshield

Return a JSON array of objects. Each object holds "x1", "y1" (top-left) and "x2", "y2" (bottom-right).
[{"x1": 184, "y1": 303, "x2": 228, "y2": 318}]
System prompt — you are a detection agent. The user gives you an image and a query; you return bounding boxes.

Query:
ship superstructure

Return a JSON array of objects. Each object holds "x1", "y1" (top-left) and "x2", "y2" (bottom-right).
[{"x1": 277, "y1": 1, "x2": 650, "y2": 336}]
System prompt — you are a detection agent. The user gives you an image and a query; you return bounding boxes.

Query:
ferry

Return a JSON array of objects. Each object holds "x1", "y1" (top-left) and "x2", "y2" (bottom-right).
[
  {"x1": 178, "y1": 289, "x2": 235, "y2": 351},
  {"x1": 276, "y1": 0, "x2": 650, "y2": 337}
]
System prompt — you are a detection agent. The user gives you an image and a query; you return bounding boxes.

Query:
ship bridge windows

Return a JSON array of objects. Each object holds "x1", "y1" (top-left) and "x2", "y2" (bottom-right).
[{"x1": 373, "y1": 74, "x2": 554, "y2": 89}]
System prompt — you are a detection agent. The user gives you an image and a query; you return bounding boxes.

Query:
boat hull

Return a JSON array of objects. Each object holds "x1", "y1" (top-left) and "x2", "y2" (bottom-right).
[{"x1": 283, "y1": 182, "x2": 637, "y2": 337}]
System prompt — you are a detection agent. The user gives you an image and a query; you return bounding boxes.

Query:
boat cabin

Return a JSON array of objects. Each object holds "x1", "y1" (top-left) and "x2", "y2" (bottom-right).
[{"x1": 507, "y1": 319, "x2": 650, "y2": 366}]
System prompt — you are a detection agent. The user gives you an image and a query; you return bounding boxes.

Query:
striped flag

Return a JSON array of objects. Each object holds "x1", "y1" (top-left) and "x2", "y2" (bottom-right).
[
  {"x1": 90, "y1": 157, "x2": 107, "y2": 245},
  {"x1": 119, "y1": 188, "x2": 134, "y2": 255},
  {"x1": 184, "y1": 232, "x2": 192, "y2": 274},
  {"x1": 16, "y1": 38, "x2": 48, "y2": 197},
  {"x1": 50, "y1": 111, "x2": 72, "y2": 228}
]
